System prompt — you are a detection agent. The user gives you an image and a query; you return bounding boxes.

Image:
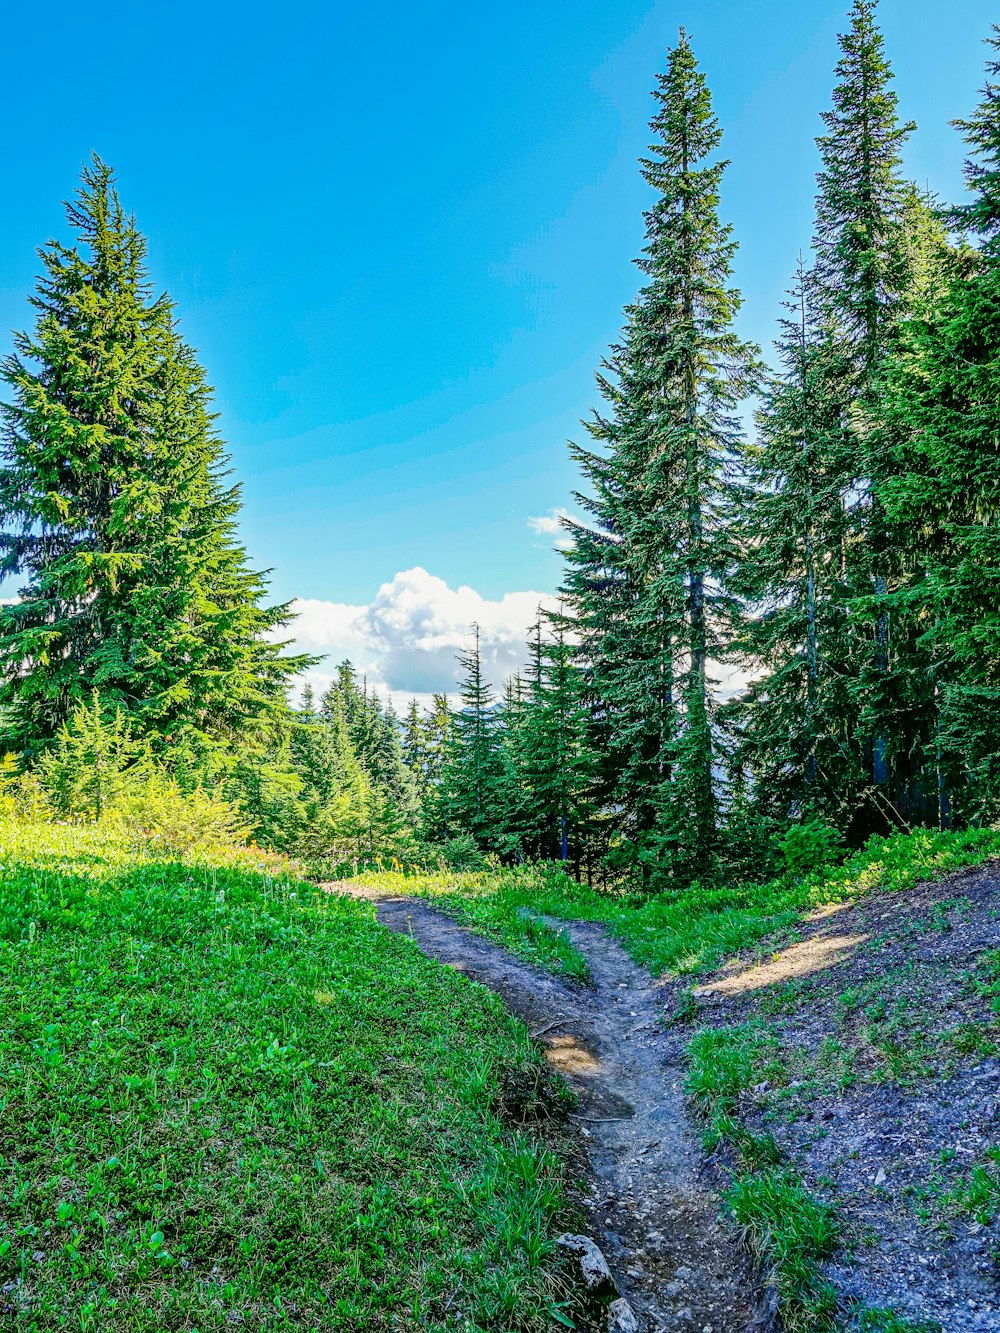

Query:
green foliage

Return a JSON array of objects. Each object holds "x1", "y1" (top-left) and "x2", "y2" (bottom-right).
[
  {"x1": 0, "y1": 157, "x2": 306, "y2": 759},
  {"x1": 779, "y1": 818, "x2": 846, "y2": 879},
  {"x1": 39, "y1": 691, "x2": 145, "y2": 819},
  {"x1": 944, "y1": 1147, "x2": 1000, "y2": 1225},
  {"x1": 108, "y1": 769, "x2": 249, "y2": 860},
  {"x1": 875, "y1": 29, "x2": 1000, "y2": 824},
  {"x1": 0, "y1": 820, "x2": 572, "y2": 1330},
  {"x1": 437, "y1": 626, "x2": 517, "y2": 855},
  {"x1": 440, "y1": 832, "x2": 488, "y2": 871}
]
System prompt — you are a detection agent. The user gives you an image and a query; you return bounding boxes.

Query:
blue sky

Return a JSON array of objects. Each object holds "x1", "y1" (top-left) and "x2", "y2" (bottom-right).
[{"x1": 0, "y1": 0, "x2": 994, "y2": 700}]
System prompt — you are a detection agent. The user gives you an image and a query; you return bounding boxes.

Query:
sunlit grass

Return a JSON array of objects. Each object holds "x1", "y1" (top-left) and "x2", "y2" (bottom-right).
[
  {"x1": 377, "y1": 829, "x2": 1000, "y2": 983},
  {"x1": 0, "y1": 820, "x2": 574, "y2": 1331}
]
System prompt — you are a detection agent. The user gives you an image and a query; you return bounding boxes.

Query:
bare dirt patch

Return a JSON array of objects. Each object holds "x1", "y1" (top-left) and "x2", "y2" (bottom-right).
[
  {"x1": 334, "y1": 886, "x2": 758, "y2": 1333},
  {"x1": 690, "y1": 860, "x2": 1000, "y2": 1331}
]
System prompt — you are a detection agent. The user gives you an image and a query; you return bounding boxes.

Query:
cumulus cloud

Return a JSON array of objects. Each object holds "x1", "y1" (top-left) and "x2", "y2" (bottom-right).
[
  {"x1": 285, "y1": 567, "x2": 557, "y2": 711},
  {"x1": 527, "y1": 507, "x2": 576, "y2": 552}
]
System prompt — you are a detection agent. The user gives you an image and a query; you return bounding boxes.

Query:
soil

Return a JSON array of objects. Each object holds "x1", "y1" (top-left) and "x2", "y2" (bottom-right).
[
  {"x1": 689, "y1": 860, "x2": 1000, "y2": 1332},
  {"x1": 336, "y1": 885, "x2": 758, "y2": 1333}
]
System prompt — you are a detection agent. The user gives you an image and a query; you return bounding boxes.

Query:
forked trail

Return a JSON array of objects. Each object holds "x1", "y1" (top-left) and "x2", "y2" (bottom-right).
[{"x1": 338, "y1": 887, "x2": 760, "y2": 1333}]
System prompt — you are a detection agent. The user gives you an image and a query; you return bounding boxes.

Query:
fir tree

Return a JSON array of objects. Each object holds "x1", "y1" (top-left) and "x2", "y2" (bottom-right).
[
  {"x1": 730, "y1": 260, "x2": 859, "y2": 826},
  {"x1": 811, "y1": 0, "x2": 917, "y2": 803},
  {"x1": 440, "y1": 625, "x2": 510, "y2": 851},
  {"x1": 877, "y1": 27, "x2": 1000, "y2": 821},
  {"x1": 519, "y1": 619, "x2": 599, "y2": 868},
  {"x1": 0, "y1": 157, "x2": 305, "y2": 756},
  {"x1": 401, "y1": 698, "x2": 428, "y2": 789},
  {"x1": 560, "y1": 32, "x2": 758, "y2": 885}
]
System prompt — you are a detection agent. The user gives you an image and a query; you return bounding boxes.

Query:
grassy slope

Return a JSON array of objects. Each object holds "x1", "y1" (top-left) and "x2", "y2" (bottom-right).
[{"x1": 0, "y1": 823, "x2": 575, "y2": 1332}]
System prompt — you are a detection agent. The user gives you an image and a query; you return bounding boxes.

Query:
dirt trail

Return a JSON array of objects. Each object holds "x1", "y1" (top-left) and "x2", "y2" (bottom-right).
[{"x1": 339, "y1": 888, "x2": 756, "y2": 1333}]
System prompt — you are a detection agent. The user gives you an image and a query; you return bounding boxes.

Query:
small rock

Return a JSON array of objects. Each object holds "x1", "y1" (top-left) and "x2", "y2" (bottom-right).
[
  {"x1": 873, "y1": 1168, "x2": 887, "y2": 1186},
  {"x1": 675, "y1": 1265, "x2": 694, "y2": 1281},
  {"x1": 556, "y1": 1234, "x2": 616, "y2": 1295},
  {"x1": 608, "y1": 1298, "x2": 639, "y2": 1332}
]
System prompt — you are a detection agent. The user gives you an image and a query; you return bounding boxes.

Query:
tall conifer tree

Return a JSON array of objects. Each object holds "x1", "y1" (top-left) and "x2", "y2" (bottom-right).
[
  {"x1": 0, "y1": 158, "x2": 304, "y2": 756},
  {"x1": 440, "y1": 625, "x2": 510, "y2": 851},
  {"x1": 811, "y1": 0, "x2": 917, "y2": 810},
  {"x1": 877, "y1": 28, "x2": 1000, "y2": 821},
  {"x1": 730, "y1": 260, "x2": 859, "y2": 825},
  {"x1": 561, "y1": 32, "x2": 757, "y2": 885}
]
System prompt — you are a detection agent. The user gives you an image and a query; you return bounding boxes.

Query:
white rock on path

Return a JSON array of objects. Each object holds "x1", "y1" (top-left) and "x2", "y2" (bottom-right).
[
  {"x1": 607, "y1": 1296, "x2": 639, "y2": 1332},
  {"x1": 555, "y1": 1233, "x2": 615, "y2": 1292}
]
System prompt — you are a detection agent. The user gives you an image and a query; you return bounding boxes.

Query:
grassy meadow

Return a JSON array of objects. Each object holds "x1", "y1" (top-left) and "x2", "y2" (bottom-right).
[{"x1": 0, "y1": 822, "x2": 575, "y2": 1332}]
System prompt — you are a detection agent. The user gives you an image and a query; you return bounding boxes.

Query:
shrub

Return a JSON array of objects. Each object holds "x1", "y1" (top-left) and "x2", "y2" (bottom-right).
[
  {"x1": 779, "y1": 818, "x2": 845, "y2": 879},
  {"x1": 440, "y1": 833, "x2": 487, "y2": 871},
  {"x1": 38, "y1": 692, "x2": 145, "y2": 818},
  {"x1": 107, "y1": 770, "x2": 250, "y2": 859}
]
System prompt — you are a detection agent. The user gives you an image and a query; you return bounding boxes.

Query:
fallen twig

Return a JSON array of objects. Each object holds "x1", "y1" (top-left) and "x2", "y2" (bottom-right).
[{"x1": 531, "y1": 1017, "x2": 571, "y2": 1039}]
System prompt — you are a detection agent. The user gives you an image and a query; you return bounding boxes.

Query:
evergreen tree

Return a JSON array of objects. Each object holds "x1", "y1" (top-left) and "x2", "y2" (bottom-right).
[
  {"x1": 519, "y1": 619, "x2": 599, "y2": 868},
  {"x1": 401, "y1": 698, "x2": 428, "y2": 788},
  {"x1": 0, "y1": 157, "x2": 305, "y2": 756},
  {"x1": 729, "y1": 260, "x2": 860, "y2": 827},
  {"x1": 560, "y1": 32, "x2": 758, "y2": 886},
  {"x1": 321, "y1": 664, "x2": 418, "y2": 824},
  {"x1": 877, "y1": 27, "x2": 1000, "y2": 821},
  {"x1": 423, "y1": 693, "x2": 454, "y2": 787},
  {"x1": 811, "y1": 0, "x2": 917, "y2": 807},
  {"x1": 440, "y1": 625, "x2": 510, "y2": 851}
]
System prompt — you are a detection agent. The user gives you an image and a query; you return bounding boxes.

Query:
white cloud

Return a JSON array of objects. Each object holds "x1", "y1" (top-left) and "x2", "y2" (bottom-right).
[
  {"x1": 527, "y1": 508, "x2": 568, "y2": 536},
  {"x1": 527, "y1": 507, "x2": 576, "y2": 553},
  {"x1": 285, "y1": 567, "x2": 557, "y2": 711}
]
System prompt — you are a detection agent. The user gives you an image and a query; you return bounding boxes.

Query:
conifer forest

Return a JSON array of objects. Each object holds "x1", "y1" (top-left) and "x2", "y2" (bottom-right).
[
  {"x1": 6, "y1": 2, "x2": 995, "y2": 887},
  {"x1": 5, "y1": 4, "x2": 1000, "y2": 1331}
]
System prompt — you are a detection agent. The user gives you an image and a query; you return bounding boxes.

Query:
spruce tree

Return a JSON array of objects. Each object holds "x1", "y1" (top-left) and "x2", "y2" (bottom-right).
[
  {"x1": 0, "y1": 157, "x2": 304, "y2": 756},
  {"x1": 440, "y1": 625, "x2": 510, "y2": 851},
  {"x1": 519, "y1": 619, "x2": 598, "y2": 868},
  {"x1": 401, "y1": 698, "x2": 430, "y2": 796},
  {"x1": 730, "y1": 260, "x2": 859, "y2": 826},
  {"x1": 811, "y1": 0, "x2": 917, "y2": 808}
]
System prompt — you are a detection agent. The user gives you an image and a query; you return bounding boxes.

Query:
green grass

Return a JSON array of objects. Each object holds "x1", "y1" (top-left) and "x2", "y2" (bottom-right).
[
  {"x1": 686, "y1": 1022, "x2": 786, "y2": 1114},
  {"x1": 725, "y1": 1168, "x2": 839, "y2": 1332},
  {"x1": 852, "y1": 1309, "x2": 942, "y2": 1333},
  {"x1": 374, "y1": 828, "x2": 1000, "y2": 984},
  {"x1": 944, "y1": 1147, "x2": 1000, "y2": 1225},
  {"x1": 0, "y1": 821, "x2": 577, "y2": 1331}
]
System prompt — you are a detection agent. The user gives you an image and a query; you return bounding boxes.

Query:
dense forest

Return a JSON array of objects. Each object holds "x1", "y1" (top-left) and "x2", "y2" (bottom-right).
[{"x1": 2, "y1": 1, "x2": 1000, "y2": 893}]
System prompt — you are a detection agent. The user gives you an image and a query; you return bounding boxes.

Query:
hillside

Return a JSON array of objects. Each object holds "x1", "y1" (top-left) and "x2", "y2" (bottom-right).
[
  {"x1": 366, "y1": 829, "x2": 1000, "y2": 1330},
  {"x1": 0, "y1": 823, "x2": 576, "y2": 1332}
]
